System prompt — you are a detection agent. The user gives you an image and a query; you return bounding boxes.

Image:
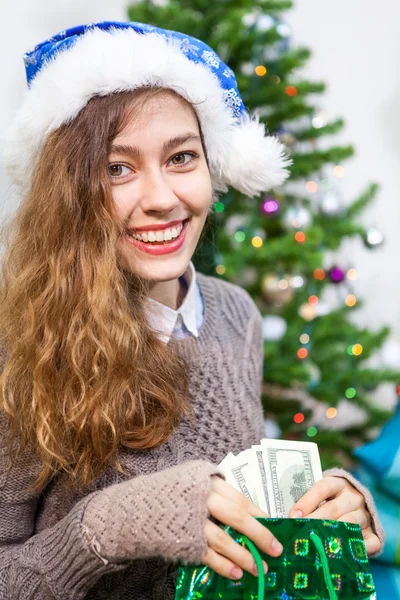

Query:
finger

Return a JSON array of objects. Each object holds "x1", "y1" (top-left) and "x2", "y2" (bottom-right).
[
  {"x1": 303, "y1": 491, "x2": 363, "y2": 521},
  {"x1": 207, "y1": 490, "x2": 283, "y2": 557},
  {"x1": 289, "y1": 477, "x2": 346, "y2": 518},
  {"x1": 362, "y1": 528, "x2": 382, "y2": 556},
  {"x1": 202, "y1": 545, "x2": 244, "y2": 580},
  {"x1": 205, "y1": 520, "x2": 268, "y2": 578},
  {"x1": 211, "y1": 476, "x2": 269, "y2": 518},
  {"x1": 338, "y1": 508, "x2": 370, "y2": 530}
]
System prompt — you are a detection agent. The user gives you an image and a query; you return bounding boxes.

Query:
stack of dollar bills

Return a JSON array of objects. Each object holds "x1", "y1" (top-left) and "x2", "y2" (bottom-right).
[{"x1": 218, "y1": 439, "x2": 323, "y2": 518}]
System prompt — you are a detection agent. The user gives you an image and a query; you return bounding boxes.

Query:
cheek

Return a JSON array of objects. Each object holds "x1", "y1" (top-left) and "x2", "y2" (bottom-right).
[
  {"x1": 179, "y1": 173, "x2": 213, "y2": 216},
  {"x1": 110, "y1": 182, "x2": 139, "y2": 221}
]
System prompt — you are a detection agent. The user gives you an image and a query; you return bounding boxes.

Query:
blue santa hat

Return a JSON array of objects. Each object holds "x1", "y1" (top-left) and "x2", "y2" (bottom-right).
[{"x1": 4, "y1": 21, "x2": 291, "y2": 197}]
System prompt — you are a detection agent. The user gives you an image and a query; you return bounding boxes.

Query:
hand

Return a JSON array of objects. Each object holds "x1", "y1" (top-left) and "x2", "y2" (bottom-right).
[
  {"x1": 288, "y1": 476, "x2": 381, "y2": 556},
  {"x1": 202, "y1": 476, "x2": 283, "y2": 581}
]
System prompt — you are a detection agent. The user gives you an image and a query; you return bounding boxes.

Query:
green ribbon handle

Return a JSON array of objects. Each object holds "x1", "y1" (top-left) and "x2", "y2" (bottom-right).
[
  {"x1": 241, "y1": 534, "x2": 265, "y2": 600},
  {"x1": 310, "y1": 531, "x2": 338, "y2": 600}
]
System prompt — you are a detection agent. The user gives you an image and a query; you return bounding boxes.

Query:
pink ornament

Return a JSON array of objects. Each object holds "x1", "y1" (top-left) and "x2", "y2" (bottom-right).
[{"x1": 328, "y1": 266, "x2": 345, "y2": 284}]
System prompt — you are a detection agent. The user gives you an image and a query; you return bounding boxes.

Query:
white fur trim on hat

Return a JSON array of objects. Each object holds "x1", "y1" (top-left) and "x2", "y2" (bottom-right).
[{"x1": 3, "y1": 27, "x2": 291, "y2": 196}]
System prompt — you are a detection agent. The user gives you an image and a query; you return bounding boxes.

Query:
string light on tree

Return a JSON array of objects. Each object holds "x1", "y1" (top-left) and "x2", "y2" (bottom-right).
[
  {"x1": 255, "y1": 65, "x2": 267, "y2": 76},
  {"x1": 345, "y1": 294, "x2": 357, "y2": 307},
  {"x1": 294, "y1": 412, "x2": 305, "y2": 424},
  {"x1": 352, "y1": 344, "x2": 363, "y2": 356},
  {"x1": 295, "y1": 231, "x2": 306, "y2": 243},
  {"x1": 314, "y1": 268, "x2": 325, "y2": 281},
  {"x1": 326, "y1": 407, "x2": 337, "y2": 419},
  {"x1": 347, "y1": 268, "x2": 357, "y2": 280},
  {"x1": 261, "y1": 196, "x2": 280, "y2": 216}
]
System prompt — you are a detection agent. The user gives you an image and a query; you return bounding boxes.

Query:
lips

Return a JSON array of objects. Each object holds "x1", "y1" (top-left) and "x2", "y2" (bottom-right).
[
  {"x1": 127, "y1": 218, "x2": 187, "y2": 235},
  {"x1": 125, "y1": 218, "x2": 190, "y2": 256}
]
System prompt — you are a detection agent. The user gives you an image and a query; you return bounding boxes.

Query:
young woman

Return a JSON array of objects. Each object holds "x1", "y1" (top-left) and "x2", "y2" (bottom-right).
[{"x1": 0, "y1": 21, "x2": 384, "y2": 600}]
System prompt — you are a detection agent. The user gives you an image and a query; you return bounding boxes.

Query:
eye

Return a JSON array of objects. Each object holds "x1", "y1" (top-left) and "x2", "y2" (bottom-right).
[
  {"x1": 169, "y1": 152, "x2": 198, "y2": 167},
  {"x1": 108, "y1": 164, "x2": 132, "y2": 178}
]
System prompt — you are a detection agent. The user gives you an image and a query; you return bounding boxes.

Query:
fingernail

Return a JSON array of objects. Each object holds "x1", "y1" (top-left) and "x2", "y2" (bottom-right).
[
  {"x1": 291, "y1": 509, "x2": 303, "y2": 518},
  {"x1": 252, "y1": 562, "x2": 258, "y2": 575},
  {"x1": 262, "y1": 560, "x2": 268, "y2": 574},
  {"x1": 272, "y1": 538, "x2": 283, "y2": 554},
  {"x1": 231, "y1": 567, "x2": 243, "y2": 580}
]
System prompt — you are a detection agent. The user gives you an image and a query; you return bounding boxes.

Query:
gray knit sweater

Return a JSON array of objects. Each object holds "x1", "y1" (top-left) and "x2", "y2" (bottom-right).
[{"x1": 0, "y1": 274, "x2": 384, "y2": 600}]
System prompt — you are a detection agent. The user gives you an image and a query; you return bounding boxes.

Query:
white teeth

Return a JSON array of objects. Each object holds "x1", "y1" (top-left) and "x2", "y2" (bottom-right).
[{"x1": 129, "y1": 221, "x2": 185, "y2": 243}]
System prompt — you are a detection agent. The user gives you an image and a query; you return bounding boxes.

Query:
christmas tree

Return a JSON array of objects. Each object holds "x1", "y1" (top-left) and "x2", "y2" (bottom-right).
[{"x1": 127, "y1": 0, "x2": 399, "y2": 468}]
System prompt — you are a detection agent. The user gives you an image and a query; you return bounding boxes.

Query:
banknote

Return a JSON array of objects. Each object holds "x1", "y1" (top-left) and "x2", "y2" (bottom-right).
[{"x1": 218, "y1": 439, "x2": 322, "y2": 518}]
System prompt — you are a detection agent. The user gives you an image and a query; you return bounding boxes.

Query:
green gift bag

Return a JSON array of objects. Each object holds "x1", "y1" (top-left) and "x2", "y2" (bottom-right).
[{"x1": 175, "y1": 518, "x2": 377, "y2": 600}]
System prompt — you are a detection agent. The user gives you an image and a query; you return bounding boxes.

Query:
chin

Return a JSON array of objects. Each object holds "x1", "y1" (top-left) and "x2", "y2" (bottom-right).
[{"x1": 121, "y1": 252, "x2": 192, "y2": 283}]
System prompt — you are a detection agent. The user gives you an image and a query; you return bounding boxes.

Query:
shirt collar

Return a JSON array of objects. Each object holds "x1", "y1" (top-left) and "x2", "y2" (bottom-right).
[{"x1": 145, "y1": 261, "x2": 199, "y2": 343}]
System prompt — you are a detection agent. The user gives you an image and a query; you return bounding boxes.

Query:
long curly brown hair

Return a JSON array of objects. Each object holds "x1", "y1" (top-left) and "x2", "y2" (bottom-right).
[{"x1": 0, "y1": 88, "x2": 201, "y2": 493}]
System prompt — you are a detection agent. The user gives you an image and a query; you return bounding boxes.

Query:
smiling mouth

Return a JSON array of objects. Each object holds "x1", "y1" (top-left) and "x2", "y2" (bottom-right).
[{"x1": 127, "y1": 219, "x2": 189, "y2": 245}]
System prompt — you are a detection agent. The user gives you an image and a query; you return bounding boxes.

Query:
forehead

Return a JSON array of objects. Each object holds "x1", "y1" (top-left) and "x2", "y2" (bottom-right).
[{"x1": 116, "y1": 92, "x2": 200, "y2": 143}]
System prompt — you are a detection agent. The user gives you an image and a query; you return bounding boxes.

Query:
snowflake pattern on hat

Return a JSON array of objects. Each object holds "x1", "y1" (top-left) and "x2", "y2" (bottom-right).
[{"x1": 23, "y1": 21, "x2": 246, "y2": 120}]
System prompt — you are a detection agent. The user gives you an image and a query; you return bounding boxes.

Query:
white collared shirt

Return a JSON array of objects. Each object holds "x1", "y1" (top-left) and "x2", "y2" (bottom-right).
[{"x1": 145, "y1": 262, "x2": 204, "y2": 344}]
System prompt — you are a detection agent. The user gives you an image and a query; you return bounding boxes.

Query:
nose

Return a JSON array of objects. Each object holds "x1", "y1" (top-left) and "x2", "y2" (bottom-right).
[{"x1": 138, "y1": 169, "x2": 180, "y2": 215}]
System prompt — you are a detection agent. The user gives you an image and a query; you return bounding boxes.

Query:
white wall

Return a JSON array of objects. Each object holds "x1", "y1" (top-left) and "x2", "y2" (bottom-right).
[
  {"x1": 1, "y1": 0, "x2": 399, "y2": 382},
  {"x1": 285, "y1": 2, "x2": 400, "y2": 374}
]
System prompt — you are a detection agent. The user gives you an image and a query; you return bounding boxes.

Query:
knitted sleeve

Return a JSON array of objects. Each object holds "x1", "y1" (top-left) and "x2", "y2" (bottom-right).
[{"x1": 0, "y1": 454, "x2": 219, "y2": 600}]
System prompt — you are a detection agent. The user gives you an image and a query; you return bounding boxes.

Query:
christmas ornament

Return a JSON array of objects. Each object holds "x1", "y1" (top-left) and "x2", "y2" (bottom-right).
[
  {"x1": 299, "y1": 303, "x2": 318, "y2": 321},
  {"x1": 312, "y1": 110, "x2": 329, "y2": 129},
  {"x1": 262, "y1": 274, "x2": 294, "y2": 306},
  {"x1": 262, "y1": 315, "x2": 287, "y2": 341},
  {"x1": 364, "y1": 228, "x2": 384, "y2": 248},
  {"x1": 328, "y1": 266, "x2": 346, "y2": 284},
  {"x1": 319, "y1": 189, "x2": 344, "y2": 216},
  {"x1": 264, "y1": 418, "x2": 281, "y2": 439},
  {"x1": 282, "y1": 206, "x2": 312, "y2": 230}
]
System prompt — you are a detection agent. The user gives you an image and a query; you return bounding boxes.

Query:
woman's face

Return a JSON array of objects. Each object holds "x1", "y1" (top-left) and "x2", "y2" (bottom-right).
[{"x1": 111, "y1": 93, "x2": 213, "y2": 283}]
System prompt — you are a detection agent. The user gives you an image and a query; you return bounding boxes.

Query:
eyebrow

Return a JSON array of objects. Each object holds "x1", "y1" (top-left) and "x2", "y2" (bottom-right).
[{"x1": 110, "y1": 133, "x2": 202, "y2": 158}]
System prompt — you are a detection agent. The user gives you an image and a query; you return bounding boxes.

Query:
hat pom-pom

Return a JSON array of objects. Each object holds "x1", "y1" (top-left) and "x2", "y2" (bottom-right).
[{"x1": 219, "y1": 114, "x2": 292, "y2": 197}]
